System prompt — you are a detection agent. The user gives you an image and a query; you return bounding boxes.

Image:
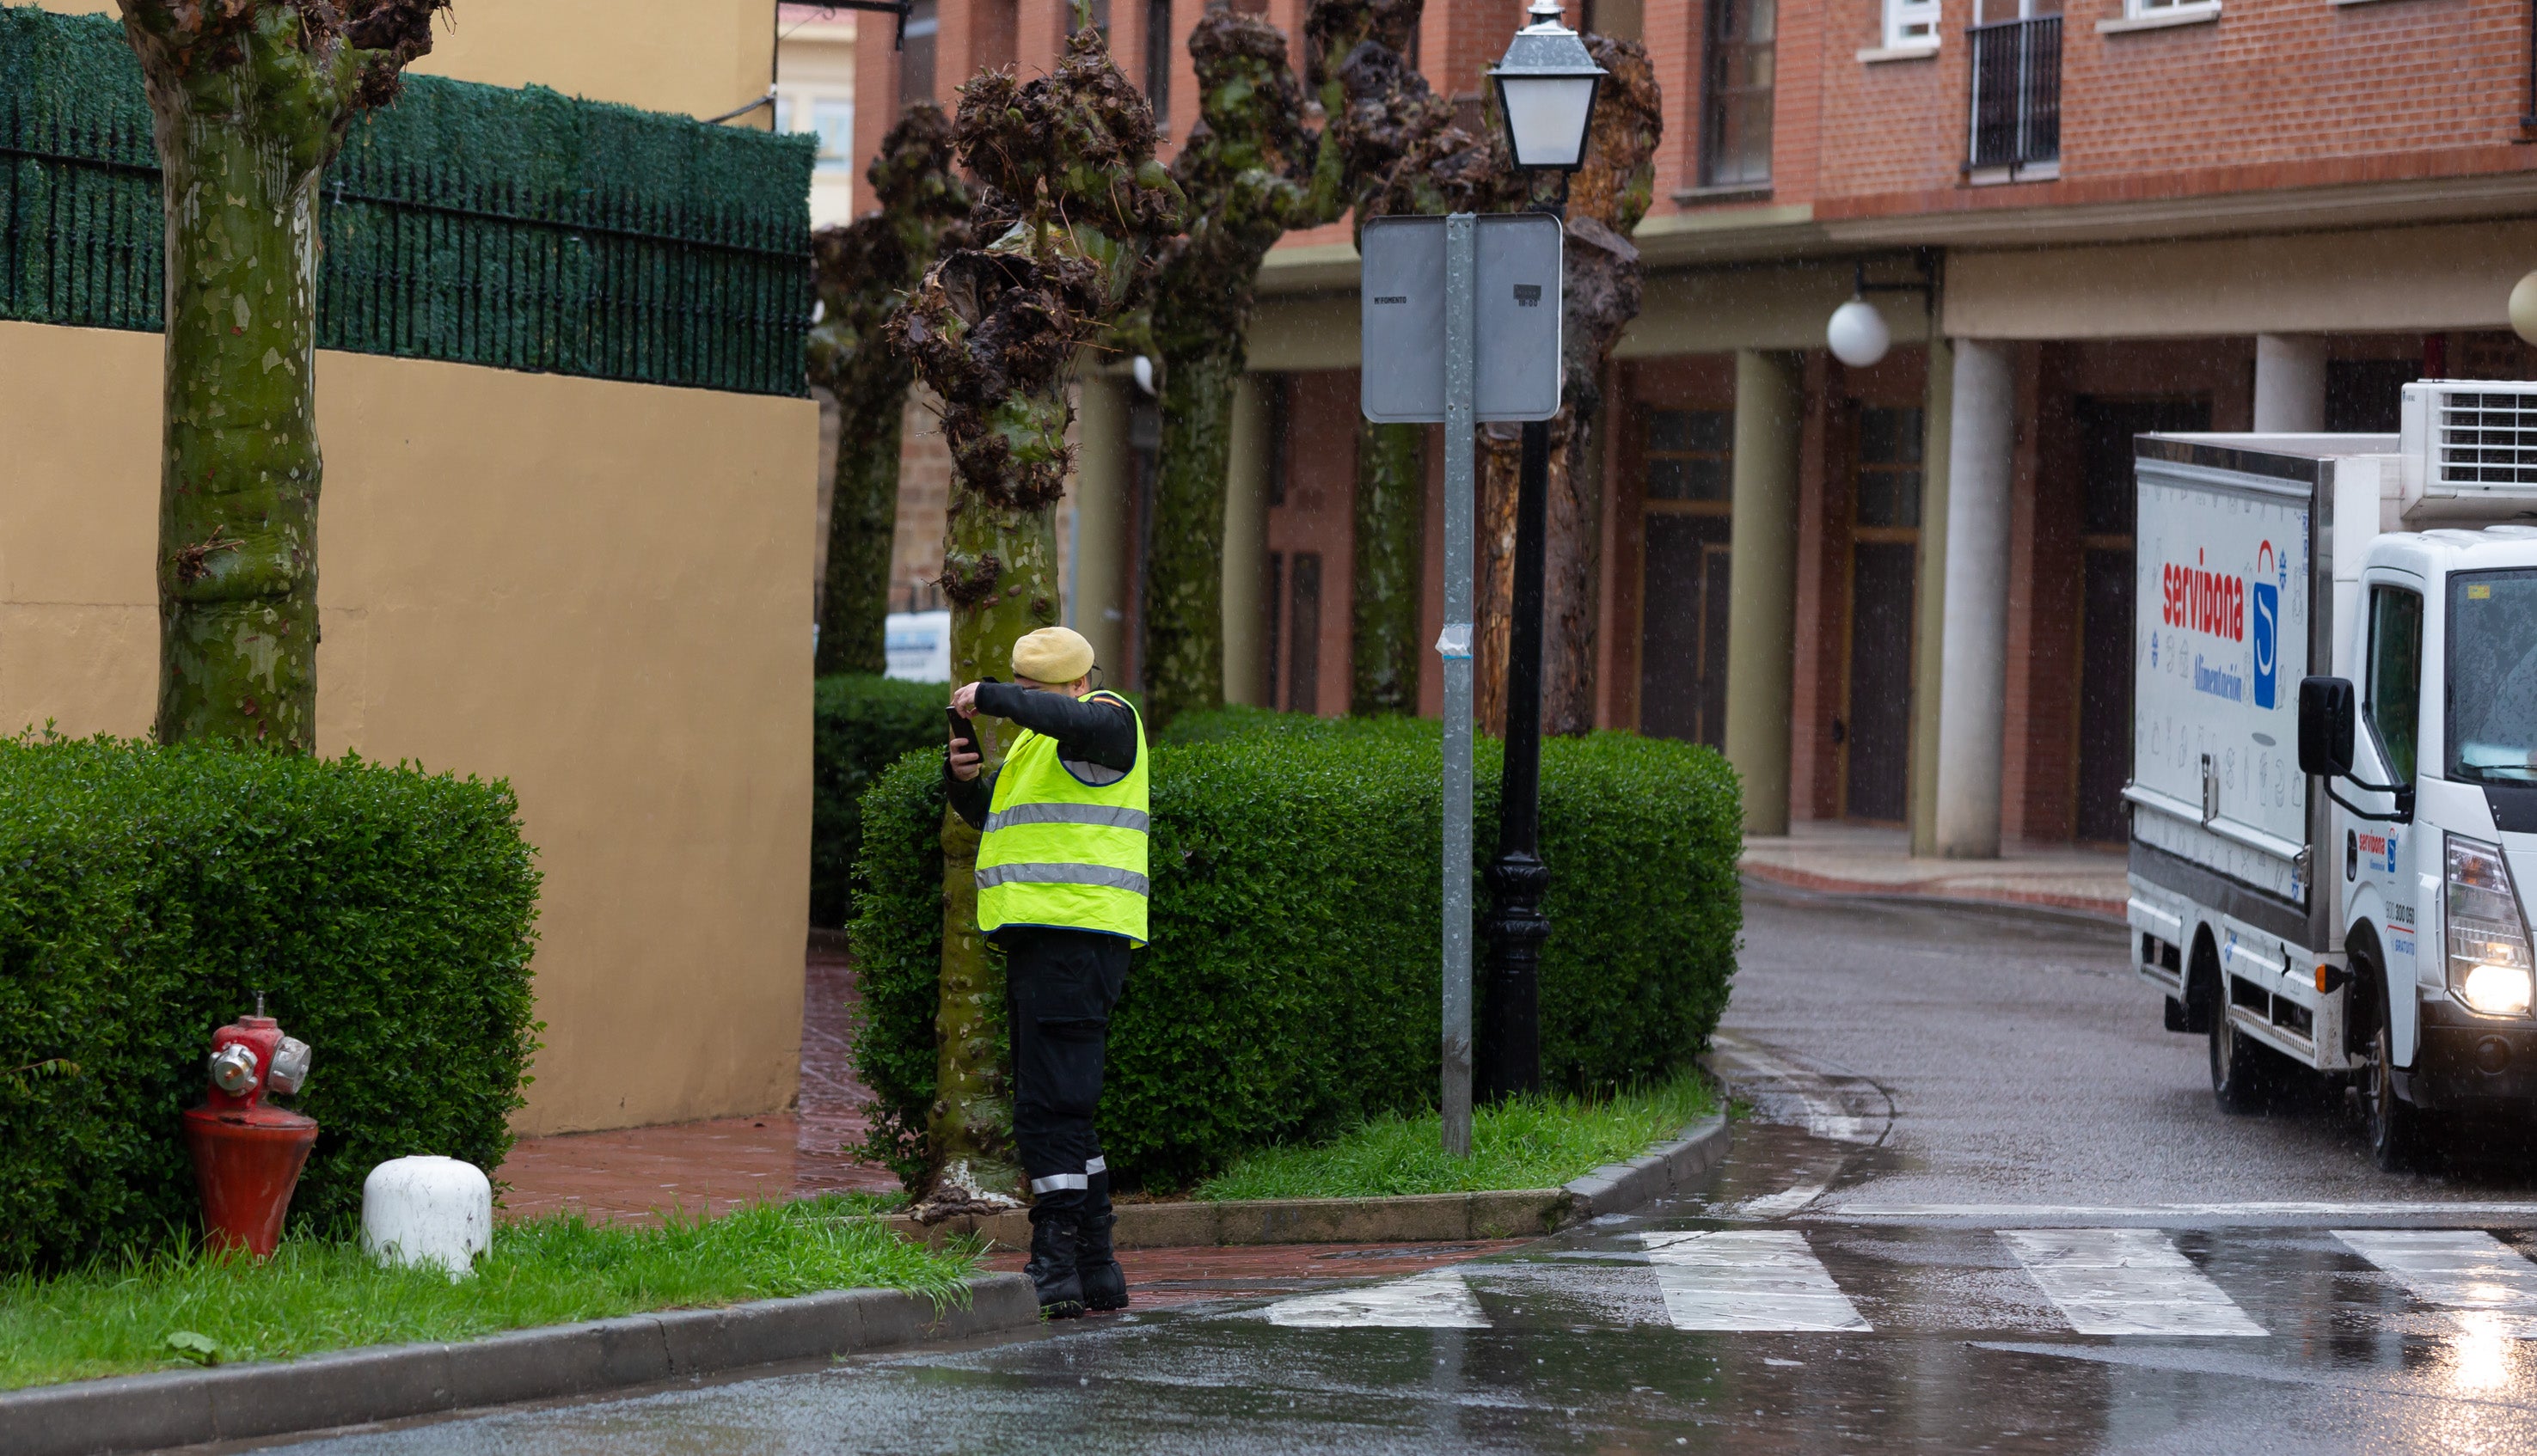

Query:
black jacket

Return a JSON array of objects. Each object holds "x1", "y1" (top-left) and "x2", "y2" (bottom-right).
[{"x1": 946, "y1": 683, "x2": 1138, "y2": 831}]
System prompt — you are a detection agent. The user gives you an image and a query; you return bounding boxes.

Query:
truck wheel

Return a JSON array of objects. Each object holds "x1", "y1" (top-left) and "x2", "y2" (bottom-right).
[
  {"x1": 2209, "y1": 1005, "x2": 2275, "y2": 1114},
  {"x1": 2362, "y1": 1011, "x2": 2425, "y2": 1173}
]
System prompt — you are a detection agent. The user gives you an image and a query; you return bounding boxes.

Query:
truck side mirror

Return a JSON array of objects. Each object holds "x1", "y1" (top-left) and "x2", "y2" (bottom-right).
[{"x1": 2298, "y1": 676, "x2": 2356, "y2": 779}]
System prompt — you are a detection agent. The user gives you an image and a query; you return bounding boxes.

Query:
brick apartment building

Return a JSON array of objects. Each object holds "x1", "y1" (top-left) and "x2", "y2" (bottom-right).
[{"x1": 849, "y1": 0, "x2": 2537, "y2": 857}]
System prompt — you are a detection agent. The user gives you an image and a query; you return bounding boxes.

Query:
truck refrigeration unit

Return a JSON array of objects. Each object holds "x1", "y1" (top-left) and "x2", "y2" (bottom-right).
[{"x1": 2129, "y1": 381, "x2": 2537, "y2": 1169}]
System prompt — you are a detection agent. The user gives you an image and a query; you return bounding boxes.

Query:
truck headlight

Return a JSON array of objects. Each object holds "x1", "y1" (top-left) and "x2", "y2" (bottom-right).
[
  {"x1": 2447, "y1": 835, "x2": 2536, "y2": 1018},
  {"x1": 2462, "y1": 964, "x2": 2534, "y2": 1017}
]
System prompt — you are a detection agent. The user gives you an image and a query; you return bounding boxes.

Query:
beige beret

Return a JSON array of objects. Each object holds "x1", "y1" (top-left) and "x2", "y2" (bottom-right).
[{"x1": 1011, "y1": 626, "x2": 1095, "y2": 684}]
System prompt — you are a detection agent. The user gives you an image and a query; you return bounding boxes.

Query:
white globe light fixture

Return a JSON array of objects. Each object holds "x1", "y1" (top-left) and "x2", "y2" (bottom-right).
[
  {"x1": 1490, "y1": 0, "x2": 1606, "y2": 173},
  {"x1": 1827, "y1": 297, "x2": 1892, "y2": 368},
  {"x1": 2510, "y1": 268, "x2": 2537, "y2": 347}
]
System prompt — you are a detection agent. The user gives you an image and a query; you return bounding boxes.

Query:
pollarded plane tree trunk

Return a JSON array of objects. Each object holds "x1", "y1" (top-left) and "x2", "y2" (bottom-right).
[
  {"x1": 1138, "y1": 5, "x2": 1345, "y2": 732},
  {"x1": 1474, "y1": 36, "x2": 1659, "y2": 737},
  {"x1": 889, "y1": 9, "x2": 1183, "y2": 1215},
  {"x1": 1308, "y1": 0, "x2": 1515, "y2": 715},
  {"x1": 806, "y1": 105, "x2": 971, "y2": 676},
  {"x1": 119, "y1": 0, "x2": 448, "y2": 752}
]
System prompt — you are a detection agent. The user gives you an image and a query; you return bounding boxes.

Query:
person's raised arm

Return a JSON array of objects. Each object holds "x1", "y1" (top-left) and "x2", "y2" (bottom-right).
[{"x1": 975, "y1": 682, "x2": 1137, "y2": 772}]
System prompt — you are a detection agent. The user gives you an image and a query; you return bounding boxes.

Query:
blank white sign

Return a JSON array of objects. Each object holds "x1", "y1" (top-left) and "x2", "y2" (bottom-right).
[{"x1": 1359, "y1": 213, "x2": 1564, "y2": 425}]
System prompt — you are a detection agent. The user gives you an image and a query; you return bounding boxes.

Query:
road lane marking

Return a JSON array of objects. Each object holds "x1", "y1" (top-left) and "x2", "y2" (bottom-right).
[
  {"x1": 2000, "y1": 1229, "x2": 2267, "y2": 1337},
  {"x1": 1708, "y1": 1036, "x2": 1880, "y2": 1145},
  {"x1": 1262, "y1": 1269, "x2": 1490, "y2": 1329},
  {"x1": 1732, "y1": 1183, "x2": 1833, "y2": 1219},
  {"x1": 2335, "y1": 1229, "x2": 2537, "y2": 1337},
  {"x1": 1639, "y1": 1230, "x2": 1872, "y2": 1332}
]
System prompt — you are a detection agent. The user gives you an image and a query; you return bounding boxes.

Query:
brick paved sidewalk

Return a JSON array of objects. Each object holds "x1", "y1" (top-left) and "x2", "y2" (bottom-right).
[{"x1": 493, "y1": 939, "x2": 1505, "y2": 1302}]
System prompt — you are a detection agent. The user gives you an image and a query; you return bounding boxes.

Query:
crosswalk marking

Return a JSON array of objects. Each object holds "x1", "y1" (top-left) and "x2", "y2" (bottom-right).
[
  {"x1": 1639, "y1": 1230, "x2": 1872, "y2": 1332},
  {"x1": 2334, "y1": 1229, "x2": 2537, "y2": 1337},
  {"x1": 1262, "y1": 1269, "x2": 1490, "y2": 1329},
  {"x1": 1841, "y1": 1202, "x2": 2537, "y2": 1220},
  {"x1": 2000, "y1": 1229, "x2": 2267, "y2": 1337},
  {"x1": 1247, "y1": 1225, "x2": 2537, "y2": 1341}
]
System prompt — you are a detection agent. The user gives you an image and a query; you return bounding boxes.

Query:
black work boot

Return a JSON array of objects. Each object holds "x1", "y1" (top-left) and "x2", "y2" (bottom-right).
[
  {"x1": 1025, "y1": 1211, "x2": 1086, "y2": 1319},
  {"x1": 1078, "y1": 1173, "x2": 1127, "y2": 1312}
]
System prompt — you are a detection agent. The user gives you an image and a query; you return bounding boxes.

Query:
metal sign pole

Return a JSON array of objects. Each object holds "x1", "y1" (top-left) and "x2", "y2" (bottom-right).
[
  {"x1": 1356, "y1": 208, "x2": 1558, "y2": 1161},
  {"x1": 1438, "y1": 212, "x2": 1476, "y2": 1159}
]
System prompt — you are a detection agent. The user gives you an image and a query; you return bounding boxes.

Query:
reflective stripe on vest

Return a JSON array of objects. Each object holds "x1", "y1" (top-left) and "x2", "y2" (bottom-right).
[
  {"x1": 976, "y1": 689, "x2": 1151, "y2": 945},
  {"x1": 982, "y1": 803, "x2": 1151, "y2": 834},
  {"x1": 975, "y1": 862, "x2": 1152, "y2": 895}
]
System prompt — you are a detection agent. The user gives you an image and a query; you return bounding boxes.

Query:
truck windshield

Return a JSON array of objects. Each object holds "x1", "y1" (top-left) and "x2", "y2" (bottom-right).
[{"x1": 2450, "y1": 569, "x2": 2537, "y2": 784}]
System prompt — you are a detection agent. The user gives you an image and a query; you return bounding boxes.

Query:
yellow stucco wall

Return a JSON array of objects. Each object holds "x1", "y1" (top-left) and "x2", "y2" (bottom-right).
[
  {"x1": 0, "y1": 322, "x2": 816, "y2": 1135},
  {"x1": 31, "y1": 0, "x2": 778, "y2": 121}
]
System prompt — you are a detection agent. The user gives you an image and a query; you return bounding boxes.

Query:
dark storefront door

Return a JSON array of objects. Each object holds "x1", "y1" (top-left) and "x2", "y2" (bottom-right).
[
  {"x1": 1639, "y1": 408, "x2": 1735, "y2": 747},
  {"x1": 1843, "y1": 406, "x2": 1924, "y2": 823},
  {"x1": 1642, "y1": 516, "x2": 1731, "y2": 747},
  {"x1": 2073, "y1": 395, "x2": 2209, "y2": 843},
  {"x1": 1847, "y1": 543, "x2": 1915, "y2": 820}
]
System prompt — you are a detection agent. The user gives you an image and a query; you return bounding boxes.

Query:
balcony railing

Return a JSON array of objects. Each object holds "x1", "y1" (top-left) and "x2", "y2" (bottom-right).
[{"x1": 1967, "y1": 15, "x2": 2061, "y2": 174}]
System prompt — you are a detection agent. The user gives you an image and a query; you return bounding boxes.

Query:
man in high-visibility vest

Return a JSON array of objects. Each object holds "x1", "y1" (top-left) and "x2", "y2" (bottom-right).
[{"x1": 947, "y1": 626, "x2": 1147, "y2": 1318}]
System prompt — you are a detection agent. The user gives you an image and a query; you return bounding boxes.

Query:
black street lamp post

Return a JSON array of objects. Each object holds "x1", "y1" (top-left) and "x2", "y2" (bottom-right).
[{"x1": 1477, "y1": 0, "x2": 1602, "y2": 1104}]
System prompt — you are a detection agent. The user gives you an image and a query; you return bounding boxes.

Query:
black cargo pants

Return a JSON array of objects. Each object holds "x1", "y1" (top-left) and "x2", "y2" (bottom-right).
[{"x1": 998, "y1": 925, "x2": 1131, "y2": 1224}]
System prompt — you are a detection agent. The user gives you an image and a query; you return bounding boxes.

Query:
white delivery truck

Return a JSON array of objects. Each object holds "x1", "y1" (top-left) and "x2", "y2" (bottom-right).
[{"x1": 2129, "y1": 381, "x2": 2537, "y2": 1169}]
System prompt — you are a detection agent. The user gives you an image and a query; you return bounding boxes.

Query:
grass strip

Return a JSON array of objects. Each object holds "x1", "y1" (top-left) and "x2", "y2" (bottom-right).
[
  {"x1": 0, "y1": 1194, "x2": 976, "y2": 1392},
  {"x1": 1192, "y1": 1070, "x2": 1715, "y2": 1202}
]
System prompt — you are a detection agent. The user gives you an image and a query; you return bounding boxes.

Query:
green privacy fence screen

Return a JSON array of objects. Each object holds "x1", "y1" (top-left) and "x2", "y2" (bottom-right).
[{"x1": 0, "y1": 7, "x2": 814, "y2": 397}]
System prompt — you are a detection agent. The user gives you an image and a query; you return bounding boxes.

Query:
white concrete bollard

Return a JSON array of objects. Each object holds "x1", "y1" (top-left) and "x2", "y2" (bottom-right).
[{"x1": 361, "y1": 1156, "x2": 493, "y2": 1281}]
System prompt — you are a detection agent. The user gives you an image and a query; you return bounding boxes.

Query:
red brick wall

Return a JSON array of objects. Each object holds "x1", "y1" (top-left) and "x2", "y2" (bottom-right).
[
  {"x1": 2062, "y1": 0, "x2": 2528, "y2": 178},
  {"x1": 1815, "y1": 0, "x2": 2537, "y2": 217},
  {"x1": 1813, "y1": 47, "x2": 1963, "y2": 202},
  {"x1": 1645, "y1": 0, "x2": 1703, "y2": 195},
  {"x1": 1770, "y1": 0, "x2": 1827, "y2": 203}
]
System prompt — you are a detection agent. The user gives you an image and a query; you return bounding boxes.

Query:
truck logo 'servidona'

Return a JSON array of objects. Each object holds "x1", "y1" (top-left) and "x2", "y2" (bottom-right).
[
  {"x1": 2161, "y1": 550, "x2": 2245, "y2": 643},
  {"x1": 2252, "y1": 541, "x2": 2278, "y2": 709}
]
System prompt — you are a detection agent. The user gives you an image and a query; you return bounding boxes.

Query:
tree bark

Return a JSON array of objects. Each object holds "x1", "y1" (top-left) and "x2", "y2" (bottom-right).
[
  {"x1": 807, "y1": 105, "x2": 970, "y2": 676},
  {"x1": 892, "y1": 8, "x2": 1182, "y2": 1216},
  {"x1": 120, "y1": 0, "x2": 445, "y2": 751},
  {"x1": 1351, "y1": 420, "x2": 1425, "y2": 714},
  {"x1": 1140, "y1": 7, "x2": 1341, "y2": 733},
  {"x1": 815, "y1": 401, "x2": 906, "y2": 675},
  {"x1": 1473, "y1": 36, "x2": 1660, "y2": 738},
  {"x1": 1143, "y1": 344, "x2": 1237, "y2": 727}
]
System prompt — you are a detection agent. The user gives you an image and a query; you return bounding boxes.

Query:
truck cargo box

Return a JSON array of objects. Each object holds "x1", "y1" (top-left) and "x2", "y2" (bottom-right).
[{"x1": 2126, "y1": 434, "x2": 2393, "y2": 954}]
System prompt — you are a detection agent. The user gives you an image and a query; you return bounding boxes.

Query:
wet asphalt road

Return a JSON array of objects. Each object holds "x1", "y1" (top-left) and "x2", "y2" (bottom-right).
[{"x1": 253, "y1": 881, "x2": 2537, "y2": 1455}]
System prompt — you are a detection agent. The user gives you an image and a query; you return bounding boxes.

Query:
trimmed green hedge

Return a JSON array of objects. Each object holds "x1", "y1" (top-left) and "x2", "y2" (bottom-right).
[
  {"x1": 0, "y1": 737, "x2": 541, "y2": 1275},
  {"x1": 811, "y1": 676, "x2": 951, "y2": 927},
  {"x1": 849, "y1": 715, "x2": 1741, "y2": 1190}
]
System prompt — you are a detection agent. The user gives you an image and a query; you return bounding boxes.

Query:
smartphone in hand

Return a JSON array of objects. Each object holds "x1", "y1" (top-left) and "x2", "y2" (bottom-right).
[{"x1": 946, "y1": 707, "x2": 973, "y2": 756}]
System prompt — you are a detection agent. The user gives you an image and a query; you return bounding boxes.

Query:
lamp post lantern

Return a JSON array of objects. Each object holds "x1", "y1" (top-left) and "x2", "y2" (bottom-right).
[
  {"x1": 1478, "y1": 0, "x2": 1602, "y2": 1105},
  {"x1": 1491, "y1": 0, "x2": 1606, "y2": 173}
]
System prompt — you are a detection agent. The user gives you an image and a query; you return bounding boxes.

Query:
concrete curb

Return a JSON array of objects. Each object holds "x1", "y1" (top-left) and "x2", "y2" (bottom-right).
[
  {"x1": 893, "y1": 1117, "x2": 1732, "y2": 1251},
  {"x1": 0, "y1": 1274, "x2": 1038, "y2": 1456},
  {"x1": 1560, "y1": 1114, "x2": 1731, "y2": 1218}
]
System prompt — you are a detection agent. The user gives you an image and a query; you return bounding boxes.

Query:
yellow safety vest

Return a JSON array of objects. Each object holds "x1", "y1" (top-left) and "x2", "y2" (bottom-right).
[{"x1": 975, "y1": 689, "x2": 1150, "y2": 945}]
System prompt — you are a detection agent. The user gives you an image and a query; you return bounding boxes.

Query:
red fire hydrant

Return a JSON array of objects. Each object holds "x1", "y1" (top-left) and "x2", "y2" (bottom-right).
[{"x1": 181, "y1": 996, "x2": 317, "y2": 1258}]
